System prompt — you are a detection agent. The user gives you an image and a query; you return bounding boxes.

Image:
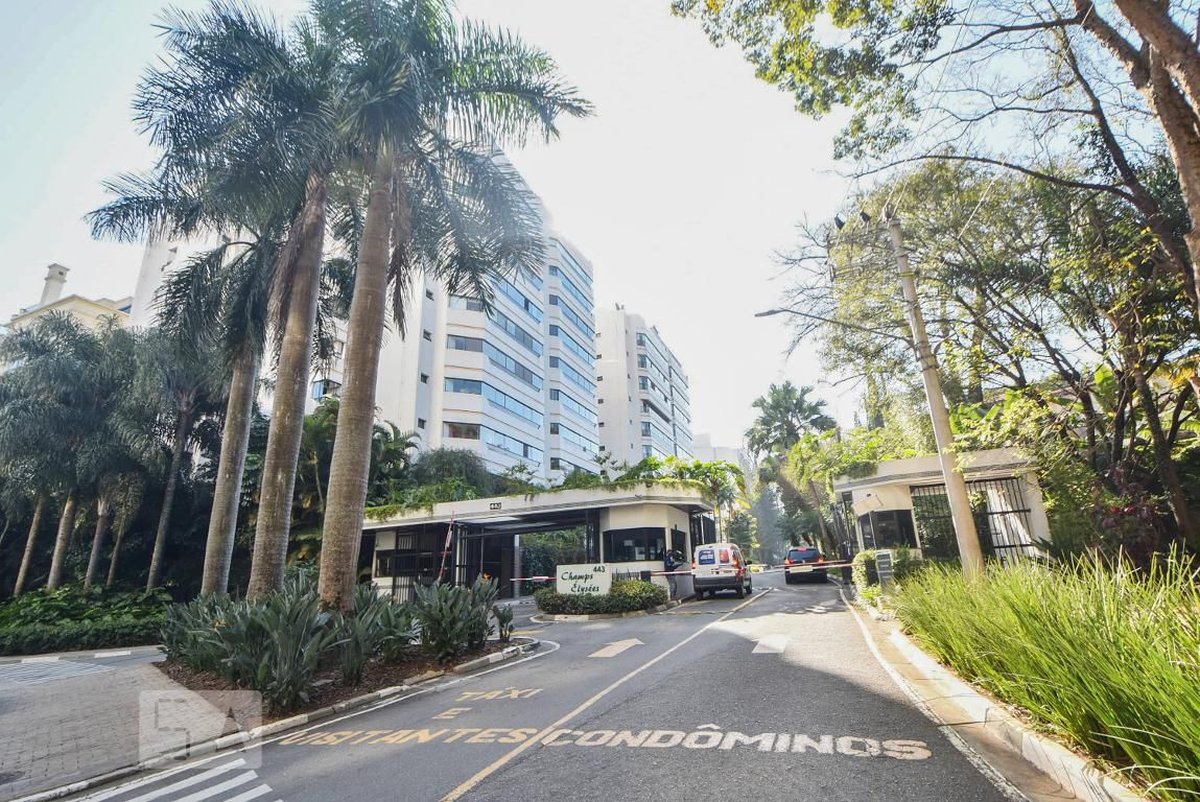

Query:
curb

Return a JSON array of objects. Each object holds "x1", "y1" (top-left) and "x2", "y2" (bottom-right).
[
  {"x1": 12, "y1": 638, "x2": 541, "y2": 802},
  {"x1": 886, "y1": 629, "x2": 1144, "y2": 802},
  {"x1": 533, "y1": 600, "x2": 682, "y2": 622}
]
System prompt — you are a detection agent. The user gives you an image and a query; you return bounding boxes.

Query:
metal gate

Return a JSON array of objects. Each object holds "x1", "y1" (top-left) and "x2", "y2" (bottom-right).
[{"x1": 910, "y1": 477, "x2": 1043, "y2": 563}]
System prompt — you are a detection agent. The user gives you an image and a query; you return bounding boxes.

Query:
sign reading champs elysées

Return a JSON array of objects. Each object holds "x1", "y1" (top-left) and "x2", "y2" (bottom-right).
[{"x1": 556, "y1": 564, "x2": 611, "y2": 595}]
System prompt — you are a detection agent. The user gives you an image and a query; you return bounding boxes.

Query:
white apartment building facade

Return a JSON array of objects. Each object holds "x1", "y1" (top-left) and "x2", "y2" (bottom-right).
[
  {"x1": 595, "y1": 305, "x2": 693, "y2": 466},
  {"x1": 313, "y1": 233, "x2": 602, "y2": 484}
]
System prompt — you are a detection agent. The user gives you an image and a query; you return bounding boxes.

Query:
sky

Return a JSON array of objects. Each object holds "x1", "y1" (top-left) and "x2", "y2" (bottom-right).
[{"x1": 0, "y1": 0, "x2": 856, "y2": 447}]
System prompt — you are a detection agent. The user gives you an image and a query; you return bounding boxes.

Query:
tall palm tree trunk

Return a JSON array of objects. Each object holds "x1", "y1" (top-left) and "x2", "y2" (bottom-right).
[
  {"x1": 84, "y1": 495, "x2": 112, "y2": 591},
  {"x1": 319, "y1": 158, "x2": 396, "y2": 610},
  {"x1": 106, "y1": 519, "x2": 130, "y2": 589},
  {"x1": 202, "y1": 353, "x2": 258, "y2": 595},
  {"x1": 46, "y1": 490, "x2": 78, "y2": 590},
  {"x1": 146, "y1": 415, "x2": 190, "y2": 591},
  {"x1": 247, "y1": 173, "x2": 327, "y2": 598},
  {"x1": 13, "y1": 495, "x2": 46, "y2": 595}
]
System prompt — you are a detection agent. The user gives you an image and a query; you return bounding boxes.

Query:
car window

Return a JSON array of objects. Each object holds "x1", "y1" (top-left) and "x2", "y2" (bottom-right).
[
  {"x1": 718, "y1": 547, "x2": 731, "y2": 564},
  {"x1": 788, "y1": 547, "x2": 820, "y2": 561}
]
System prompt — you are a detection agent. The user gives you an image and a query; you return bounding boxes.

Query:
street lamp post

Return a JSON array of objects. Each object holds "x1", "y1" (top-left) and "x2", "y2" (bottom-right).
[{"x1": 884, "y1": 206, "x2": 985, "y2": 579}]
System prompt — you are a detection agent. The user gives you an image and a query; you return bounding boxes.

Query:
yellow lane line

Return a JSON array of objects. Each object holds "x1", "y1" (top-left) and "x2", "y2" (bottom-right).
[{"x1": 440, "y1": 589, "x2": 770, "y2": 802}]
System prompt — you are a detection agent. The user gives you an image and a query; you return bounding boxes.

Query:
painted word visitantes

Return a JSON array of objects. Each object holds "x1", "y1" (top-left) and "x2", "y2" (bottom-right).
[{"x1": 556, "y1": 563, "x2": 611, "y2": 595}]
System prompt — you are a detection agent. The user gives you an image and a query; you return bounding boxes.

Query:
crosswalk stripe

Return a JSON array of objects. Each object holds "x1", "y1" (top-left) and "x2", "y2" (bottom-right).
[
  {"x1": 171, "y1": 772, "x2": 256, "y2": 802},
  {"x1": 223, "y1": 784, "x2": 273, "y2": 802},
  {"x1": 117, "y1": 763, "x2": 246, "y2": 802}
]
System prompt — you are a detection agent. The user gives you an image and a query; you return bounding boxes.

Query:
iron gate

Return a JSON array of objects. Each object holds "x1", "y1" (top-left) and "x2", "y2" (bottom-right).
[{"x1": 910, "y1": 477, "x2": 1043, "y2": 563}]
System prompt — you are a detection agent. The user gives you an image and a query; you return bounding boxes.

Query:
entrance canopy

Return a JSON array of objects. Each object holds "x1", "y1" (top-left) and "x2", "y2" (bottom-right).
[{"x1": 363, "y1": 483, "x2": 714, "y2": 599}]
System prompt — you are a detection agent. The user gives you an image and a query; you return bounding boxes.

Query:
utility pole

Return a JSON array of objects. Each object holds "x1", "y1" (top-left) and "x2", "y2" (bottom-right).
[{"x1": 884, "y1": 206, "x2": 985, "y2": 579}]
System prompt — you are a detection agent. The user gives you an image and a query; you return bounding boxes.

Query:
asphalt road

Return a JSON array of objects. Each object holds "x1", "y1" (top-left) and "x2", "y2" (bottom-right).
[{"x1": 60, "y1": 572, "x2": 1021, "y2": 802}]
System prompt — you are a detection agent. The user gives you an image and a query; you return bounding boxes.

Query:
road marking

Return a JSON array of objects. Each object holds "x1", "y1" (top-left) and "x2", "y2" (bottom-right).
[
  {"x1": 839, "y1": 589, "x2": 1028, "y2": 801},
  {"x1": 440, "y1": 590, "x2": 768, "y2": 802},
  {"x1": 538, "y1": 727, "x2": 932, "y2": 758},
  {"x1": 0, "y1": 659, "x2": 113, "y2": 685},
  {"x1": 94, "y1": 650, "x2": 133, "y2": 658},
  {"x1": 433, "y1": 707, "x2": 472, "y2": 720},
  {"x1": 751, "y1": 635, "x2": 789, "y2": 654},
  {"x1": 588, "y1": 638, "x2": 643, "y2": 658},
  {"x1": 19, "y1": 655, "x2": 59, "y2": 663}
]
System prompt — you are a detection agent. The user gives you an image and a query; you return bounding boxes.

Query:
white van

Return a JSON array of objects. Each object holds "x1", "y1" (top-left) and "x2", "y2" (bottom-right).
[{"x1": 691, "y1": 542, "x2": 753, "y2": 599}]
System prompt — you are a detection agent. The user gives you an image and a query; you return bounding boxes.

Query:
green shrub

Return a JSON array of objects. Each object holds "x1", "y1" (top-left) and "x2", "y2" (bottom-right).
[
  {"x1": 413, "y1": 582, "x2": 475, "y2": 664},
  {"x1": 493, "y1": 604, "x2": 514, "y2": 643},
  {"x1": 161, "y1": 569, "x2": 339, "y2": 713},
  {"x1": 534, "y1": 580, "x2": 667, "y2": 615},
  {"x1": 465, "y1": 578, "x2": 499, "y2": 651},
  {"x1": 897, "y1": 556, "x2": 1200, "y2": 800},
  {"x1": 0, "y1": 617, "x2": 162, "y2": 656},
  {"x1": 852, "y1": 547, "x2": 922, "y2": 591},
  {"x1": 335, "y1": 585, "x2": 392, "y2": 687},
  {"x1": 0, "y1": 586, "x2": 171, "y2": 656},
  {"x1": 376, "y1": 597, "x2": 417, "y2": 663}
]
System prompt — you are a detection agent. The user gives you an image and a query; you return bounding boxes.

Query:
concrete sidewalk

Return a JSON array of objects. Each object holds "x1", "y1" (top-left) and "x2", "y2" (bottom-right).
[{"x1": 0, "y1": 654, "x2": 220, "y2": 802}]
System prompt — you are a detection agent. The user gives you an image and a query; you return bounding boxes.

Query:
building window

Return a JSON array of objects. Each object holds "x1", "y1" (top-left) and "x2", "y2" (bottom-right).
[
  {"x1": 333, "y1": 340, "x2": 345, "y2": 357},
  {"x1": 598, "y1": 398, "x2": 604, "y2": 404},
  {"x1": 603, "y1": 527, "x2": 666, "y2": 563},
  {"x1": 449, "y1": 295, "x2": 486, "y2": 312},
  {"x1": 417, "y1": 418, "x2": 426, "y2": 429},
  {"x1": 550, "y1": 457, "x2": 561, "y2": 471},
  {"x1": 312, "y1": 378, "x2": 341, "y2": 400},
  {"x1": 420, "y1": 373, "x2": 429, "y2": 384},
  {"x1": 641, "y1": 421, "x2": 652, "y2": 437},
  {"x1": 422, "y1": 330, "x2": 432, "y2": 341},
  {"x1": 447, "y1": 334, "x2": 484, "y2": 352},
  {"x1": 444, "y1": 422, "x2": 481, "y2": 440},
  {"x1": 425, "y1": 289, "x2": 435, "y2": 300},
  {"x1": 550, "y1": 356, "x2": 596, "y2": 394}
]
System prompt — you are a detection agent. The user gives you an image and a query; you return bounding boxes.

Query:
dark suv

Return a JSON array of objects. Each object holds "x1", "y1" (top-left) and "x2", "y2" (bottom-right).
[{"x1": 783, "y1": 546, "x2": 827, "y2": 584}]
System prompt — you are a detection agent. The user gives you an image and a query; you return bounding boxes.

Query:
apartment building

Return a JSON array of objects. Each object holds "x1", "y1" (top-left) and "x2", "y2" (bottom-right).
[
  {"x1": 312, "y1": 232, "x2": 601, "y2": 484},
  {"x1": 7, "y1": 264, "x2": 132, "y2": 333},
  {"x1": 594, "y1": 306, "x2": 693, "y2": 466}
]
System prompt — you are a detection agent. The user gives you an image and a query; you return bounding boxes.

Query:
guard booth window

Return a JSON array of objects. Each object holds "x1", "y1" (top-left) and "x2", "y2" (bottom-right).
[{"x1": 603, "y1": 527, "x2": 666, "y2": 562}]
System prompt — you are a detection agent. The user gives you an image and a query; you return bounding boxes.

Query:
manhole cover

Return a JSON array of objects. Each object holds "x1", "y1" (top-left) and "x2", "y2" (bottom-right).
[{"x1": 0, "y1": 771, "x2": 25, "y2": 784}]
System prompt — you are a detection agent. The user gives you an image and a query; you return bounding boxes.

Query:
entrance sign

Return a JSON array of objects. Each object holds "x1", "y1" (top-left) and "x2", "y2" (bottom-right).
[
  {"x1": 557, "y1": 563, "x2": 611, "y2": 595},
  {"x1": 875, "y1": 549, "x2": 895, "y2": 591}
]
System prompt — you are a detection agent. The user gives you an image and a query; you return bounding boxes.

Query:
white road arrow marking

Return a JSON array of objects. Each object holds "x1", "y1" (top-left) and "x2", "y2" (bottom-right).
[
  {"x1": 589, "y1": 638, "x2": 644, "y2": 658},
  {"x1": 752, "y1": 635, "x2": 790, "y2": 654}
]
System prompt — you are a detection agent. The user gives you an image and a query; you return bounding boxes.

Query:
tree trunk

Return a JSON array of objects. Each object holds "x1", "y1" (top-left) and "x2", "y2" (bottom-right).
[
  {"x1": 13, "y1": 495, "x2": 46, "y2": 596},
  {"x1": 46, "y1": 491, "x2": 78, "y2": 590},
  {"x1": 1131, "y1": 361, "x2": 1198, "y2": 548},
  {"x1": 146, "y1": 415, "x2": 190, "y2": 591},
  {"x1": 1112, "y1": 0, "x2": 1200, "y2": 112},
  {"x1": 106, "y1": 521, "x2": 129, "y2": 589},
  {"x1": 84, "y1": 495, "x2": 111, "y2": 591},
  {"x1": 319, "y1": 157, "x2": 396, "y2": 610},
  {"x1": 247, "y1": 172, "x2": 328, "y2": 598},
  {"x1": 201, "y1": 352, "x2": 259, "y2": 595}
]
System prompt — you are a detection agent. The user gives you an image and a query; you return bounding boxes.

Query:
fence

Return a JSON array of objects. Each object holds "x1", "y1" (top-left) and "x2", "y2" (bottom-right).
[{"x1": 910, "y1": 477, "x2": 1045, "y2": 563}]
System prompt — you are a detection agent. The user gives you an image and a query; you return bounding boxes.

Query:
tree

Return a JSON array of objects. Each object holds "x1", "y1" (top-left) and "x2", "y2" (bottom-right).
[
  {"x1": 726, "y1": 509, "x2": 759, "y2": 557},
  {"x1": 0, "y1": 314, "x2": 137, "y2": 591},
  {"x1": 98, "y1": 1, "x2": 344, "y2": 596},
  {"x1": 745, "y1": 382, "x2": 836, "y2": 458},
  {"x1": 315, "y1": 0, "x2": 592, "y2": 609},
  {"x1": 134, "y1": 325, "x2": 226, "y2": 591},
  {"x1": 672, "y1": 0, "x2": 1200, "y2": 327}
]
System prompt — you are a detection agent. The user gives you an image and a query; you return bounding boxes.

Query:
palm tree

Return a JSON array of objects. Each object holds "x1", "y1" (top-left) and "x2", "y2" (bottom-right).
[
  {"x1": 0, "y1": 314, "x2": 130, "y2": 591},
  {"x1": 133, "y1": 326, "x2": 226, "y2": 591},
  {"x1": 93, "y1": 2, "x2": 342, "y2": 595},
  {"x1": 315, "y1": 0, "x2": 592, "y2": 609},
  {"x1": 745, "y1": 382, "x2": 836, "y2": 458}
]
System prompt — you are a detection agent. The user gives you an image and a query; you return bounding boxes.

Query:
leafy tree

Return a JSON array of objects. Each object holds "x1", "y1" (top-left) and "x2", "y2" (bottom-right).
[
  {"x1": 725, "y1": 510, "x2": 759, "y2": 557},
  {"x1": 745, "y1": 382, "x2": 835, "y2": 458},
  {"x1": 315, "y1": 0, "x2": 592, "y2": 609}
]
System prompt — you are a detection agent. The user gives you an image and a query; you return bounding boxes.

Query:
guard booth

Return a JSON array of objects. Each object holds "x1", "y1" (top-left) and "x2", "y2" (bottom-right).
[{"x1": 363, "y1": 483, "x2": 714, "y2": 600}]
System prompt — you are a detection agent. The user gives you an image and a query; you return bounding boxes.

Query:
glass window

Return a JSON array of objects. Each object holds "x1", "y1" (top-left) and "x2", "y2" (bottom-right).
[
  {"x1": 417, "y1": 418, "x2": 426, "y2": 429},
  {"x1": 491, "y1": 307, "x2": 543, "y2": 357},
  {"x1": 484, "y1": 342, "x2": 543, "y2": 390},
  {"x1": 422, "y1": 330, "x2": 432, "y2": 341},
  {"x1": 420, "y1": 373, "x2": 429, "y2": 384},
  {"x1": 495, "y1": 277, "x2": 543, "y2": 323},
  {"x1": 445, "y1": 378, "x2": 542, "y2": 426},
  {"x1": 603, "y1": 527, "x2": 666, "y2": 563},
  {"x1": 444, "y1": 422, "x2": 480, "y2": 440},
  {"x1": 549, "y1": 324, "x2": 594, "y2": 365},
  {"x1": 555, "y1": 422, "x2": 599, "y2": 455},
  {"x1": 549, "y1": 265, "x2": 591, "y2": 308},
  {"x1": 482, "y1": 425, "x2": 542, "y2": 464},
  {"x1": 449, "y1": 295, "x2": 486, "y2": 312},
  {"x1": 548, "y1": 295, "x2": 594, "y2": 339},
  {"x1": 549, "y1": 388, "x2": 598, "y2": 425},
  {"x1": 554, "y1": 242, "x2": 594, "y2": 288},
  {"x1": 549, "y1": 356, "x2": 596, "y2": 394},
  {"x1": 447, "y1": 334, "x2": 484, "y2": 352}
]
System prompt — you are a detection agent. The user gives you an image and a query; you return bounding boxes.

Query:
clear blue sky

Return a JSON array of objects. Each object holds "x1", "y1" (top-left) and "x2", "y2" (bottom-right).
[{"x1": 0, "y1": 0, "x2": 855, "y2": 445}]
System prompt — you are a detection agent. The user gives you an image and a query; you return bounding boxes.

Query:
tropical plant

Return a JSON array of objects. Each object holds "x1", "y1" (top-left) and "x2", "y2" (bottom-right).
[
  {"x1": 745, "y1": 382, "x2": 836, "y2": 458},
  {"x1": 316, "y1": 0, "x2": 593, "y2": 609},
  {"x1": 492, "y1": 603, "x2": 514, "y2": 644},
  {"x1": 412, "y1": 581, "x2": 474, "y2": 663},
  {"x1": 465, "y1": 577, "x2": 499, "y2": 651}
]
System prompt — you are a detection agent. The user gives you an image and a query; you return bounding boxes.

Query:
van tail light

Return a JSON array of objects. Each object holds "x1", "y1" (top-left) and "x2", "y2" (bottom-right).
[
  {"x1": 784, "y1": 558, "x2": 792, "y2": 566},
  {"x1": 817, "y1": 556, "x2": 825, "y2": 564},
  {"x1": 691, "y1": 561, "x2": 697, "y2": 570}
]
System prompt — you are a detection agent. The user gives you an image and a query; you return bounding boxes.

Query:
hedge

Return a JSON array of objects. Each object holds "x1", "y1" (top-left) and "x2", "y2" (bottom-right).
[
  {"x1": 0, "y1": 616, "x2": 163, "y2": 656},
  {"x1": 535, "y1": 579, "x2": 668, "y2": 615}
]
